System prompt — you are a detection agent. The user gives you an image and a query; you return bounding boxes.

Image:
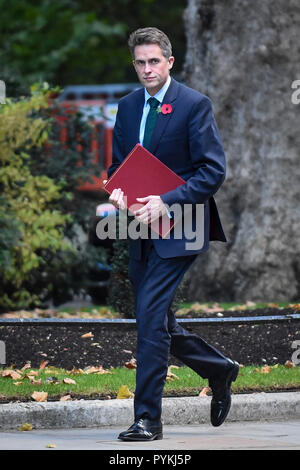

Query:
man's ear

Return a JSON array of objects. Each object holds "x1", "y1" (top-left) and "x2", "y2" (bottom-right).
[{"x1": 168, "y1": 56, "x2": 175, "y2": 70}]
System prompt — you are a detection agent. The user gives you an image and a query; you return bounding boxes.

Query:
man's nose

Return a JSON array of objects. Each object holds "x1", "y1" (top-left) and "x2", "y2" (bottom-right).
[{"x1": 144, "y1": 62, "x2": 152, "y2": 73}]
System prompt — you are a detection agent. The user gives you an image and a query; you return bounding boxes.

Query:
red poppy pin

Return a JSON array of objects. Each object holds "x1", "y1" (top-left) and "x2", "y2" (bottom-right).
[{"x1": 157, "y1": 103, "x2": 173, "y2": 115}]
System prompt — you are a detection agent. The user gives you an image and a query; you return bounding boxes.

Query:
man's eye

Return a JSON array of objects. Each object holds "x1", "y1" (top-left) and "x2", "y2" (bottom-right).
[{"x1": 150, "y1": 59, "x2": 159, "y2": 65}]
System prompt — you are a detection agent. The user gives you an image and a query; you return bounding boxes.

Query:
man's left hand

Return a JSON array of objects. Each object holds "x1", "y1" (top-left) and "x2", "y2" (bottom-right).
[{"x1": 134, "y1": 195, "x2": 167, "y2": 224}]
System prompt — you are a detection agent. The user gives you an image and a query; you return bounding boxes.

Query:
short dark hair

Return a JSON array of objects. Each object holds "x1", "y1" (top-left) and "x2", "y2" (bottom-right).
[{"x1": 128, "y1": 27, "x2": 172, "y2": 59}]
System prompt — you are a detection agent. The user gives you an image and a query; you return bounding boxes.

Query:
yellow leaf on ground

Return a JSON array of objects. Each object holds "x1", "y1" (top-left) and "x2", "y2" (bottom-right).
[
  {"x1": 117, "y1": 385, "x2": 134, "y2": 399},
  {"x1": 45, "y1": 443, "x2": 56, "y2": 448},
  {"x1": 166, "y1": 365, "x2": 180, "y2": 381},
  {"x1": 31, "y1": 391, "x2": 48, "y2": 402},
  {"x1": 18, "y1": 423, "x2": 33, "y2": 431}
]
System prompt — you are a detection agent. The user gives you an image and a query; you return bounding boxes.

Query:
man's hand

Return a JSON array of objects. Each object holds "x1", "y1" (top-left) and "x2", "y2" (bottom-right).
[
  {"x1": 103, "y1": 180, "x2": 126, "y2": 210},
  {"x1": 134, "y1": 195, "x2": 167, "y2": 224}
]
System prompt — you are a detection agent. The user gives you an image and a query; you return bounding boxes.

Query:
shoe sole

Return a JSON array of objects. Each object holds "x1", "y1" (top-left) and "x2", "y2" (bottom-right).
[{"x1": 118, "y1": 433, "x2": 163, "y2": 441}]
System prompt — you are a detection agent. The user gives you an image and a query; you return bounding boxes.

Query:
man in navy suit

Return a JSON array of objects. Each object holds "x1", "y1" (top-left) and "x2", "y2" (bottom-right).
[{"x1": 106, "y1": 27, "x2": 239, "y2": 441}]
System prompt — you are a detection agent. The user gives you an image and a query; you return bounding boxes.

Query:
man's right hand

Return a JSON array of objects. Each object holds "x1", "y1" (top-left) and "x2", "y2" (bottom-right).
[{"x1": 103, "y1": 181, "x2": 126, "y2": 210}]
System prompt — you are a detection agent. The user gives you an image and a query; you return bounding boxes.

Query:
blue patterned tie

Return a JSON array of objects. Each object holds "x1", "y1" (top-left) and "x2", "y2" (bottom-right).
[{"x1": 143, "y1": 97, "x2": 160, "y2": 149}]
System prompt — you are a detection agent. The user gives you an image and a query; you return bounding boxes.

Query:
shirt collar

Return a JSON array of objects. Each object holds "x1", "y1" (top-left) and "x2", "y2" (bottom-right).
[{"x1": 144, "y1": 75, "x2": 171, "y2": 105}]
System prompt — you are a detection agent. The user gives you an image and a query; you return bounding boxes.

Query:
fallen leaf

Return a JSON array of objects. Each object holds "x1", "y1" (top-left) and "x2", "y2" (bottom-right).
[
  {"x1": 63, "y1": 378, "x2": 76, "y2": 385},
  {"x1": 166, "y1": 365, "x2": 180, "y2": 381},
  {"x1": 190, "y1": 302, "x2": 207, "y2": 312},
  {"x1": 69, "y1": 367, "x2": 84, "y2": 375},
  {"x1": 81, "y1": 332, "x2": 93, "y2": 338},
  {"x1": 228, "y1": 304, "x2": 247, "y2": 311},
  {"x1": 285, "y1": 360, "x2": 296, "y2": 369},
  {"x1": 260, "y1": 366, "x2": 271, "y2": 374},
  {"x1": 45, "y1": 443, "x2": 56, "y2": 448},
  {"x1": 83, "y1": 365, "x2": 111, "y2": 375},
  {"x1": 124, "y1": 358, "x2": 137, "y2": 369},
  {"x1": 39, "y1": 360, "x2": 49, "y2": 369},
  {"x1": 1, "y1": 370, "x2": 22, "y2": 380},
  {"x1": 289, "y1": 303, "x2": 300, "y2": 311},
  {"x1": 13, "y1": 381, "x2": 23, "y2": 386},
  {"x1": 206, "y1": 303, "x2": 225, "y2": 314},
  {"x1": 60, "y1": 395, "x2": 71, "y2": 401},
  {"x1": 21, "y1": 363, "x2": 31, "y2": 371},
  {"x1": 199, "y1": 386, "x2": 211, "y2": 397},
  {"x1": 27, "y1": 370, "x2": 39, "y2": 377},
  {"x1": 31, "y1": 391, "x2": 48, "y2": 402},
  {"x1": 175, "y1": 307, "x2": 190, "y2": 316},
  {"x1": 117, "y1": 385, "x2": 134, "y2": 399},
  {"x1": 18, "y1": 423, "x2": 33, "y2": 431},
  {"x1": 29, "y1": 378, "x2": 42, "y2": 385}
]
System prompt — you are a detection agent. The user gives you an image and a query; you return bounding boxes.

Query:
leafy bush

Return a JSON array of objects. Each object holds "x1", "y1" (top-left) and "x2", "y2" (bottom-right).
[{"x1": 0, "y1": 85, "x2": 107, "y2": 311}]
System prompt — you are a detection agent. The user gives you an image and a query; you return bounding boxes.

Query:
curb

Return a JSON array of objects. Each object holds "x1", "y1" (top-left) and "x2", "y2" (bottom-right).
[{"x1": 0, "y1": 392, "x2": 300, "y2": 430}]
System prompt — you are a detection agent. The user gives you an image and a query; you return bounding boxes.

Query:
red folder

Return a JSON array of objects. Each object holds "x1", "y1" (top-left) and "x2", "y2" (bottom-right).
[{"x1": 103, "y1": 143, "x2": 186, "y2": 238}]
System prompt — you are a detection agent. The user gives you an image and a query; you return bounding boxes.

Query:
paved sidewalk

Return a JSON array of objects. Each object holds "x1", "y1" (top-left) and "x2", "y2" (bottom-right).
[{"x1": 0, "y1": 421, "x2": 300, "y2": 450}]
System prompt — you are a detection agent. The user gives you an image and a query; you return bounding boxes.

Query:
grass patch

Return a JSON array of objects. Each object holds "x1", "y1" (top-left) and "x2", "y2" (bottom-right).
[
  {"x1": 3, "y1": 301, "x2": 298, "y2": 319},
  {"x1": 58, "y1": 301, "x2": 299, "y2": 317},
  {"x1": 0, "y1": 364, "x2": 300, "y2": 403},
  {"x1": 178, "y1": 301, "x2": 297, "y2": 311}
]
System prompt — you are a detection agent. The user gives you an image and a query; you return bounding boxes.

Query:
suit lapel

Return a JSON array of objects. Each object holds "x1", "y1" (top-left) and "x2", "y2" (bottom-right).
[
  {"x1": 148, "y1": 78, "x2": 179, "y2": 155},
  {"x1": 129, "y1": 88, "x2": 145, "y2": 149}
]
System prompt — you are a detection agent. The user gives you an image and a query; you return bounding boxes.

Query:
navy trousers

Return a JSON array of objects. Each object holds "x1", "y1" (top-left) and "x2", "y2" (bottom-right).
[{"x1": 128, "y1": 238, "x2": 229, "y2": 422}]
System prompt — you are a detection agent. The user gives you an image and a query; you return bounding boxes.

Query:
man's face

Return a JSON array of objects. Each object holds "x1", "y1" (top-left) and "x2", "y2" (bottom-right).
[{"x1": 133, "y1": 44, "x2": 174, "y2": 96}]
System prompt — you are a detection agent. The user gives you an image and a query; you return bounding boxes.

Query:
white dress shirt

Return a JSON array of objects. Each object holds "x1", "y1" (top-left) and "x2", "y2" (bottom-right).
[
  {"x1": 139, "y1": 75, "x2": 172, "y2": 218},
  {"x1": 139, "y1": 75, "x2": 171, "y2": 145}
]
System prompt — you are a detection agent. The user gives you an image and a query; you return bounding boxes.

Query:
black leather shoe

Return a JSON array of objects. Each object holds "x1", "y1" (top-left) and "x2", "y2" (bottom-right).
[
  {"x1": 118, "y1": 418, "x2": 163, "y2": 441},
  {"x1": 209, "y1": 359, "x2": 239, "y2": 427}
]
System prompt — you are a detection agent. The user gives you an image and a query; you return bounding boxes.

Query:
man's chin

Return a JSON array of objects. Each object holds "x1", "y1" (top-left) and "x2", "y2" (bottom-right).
[
  {"x1": 143, "y1": 79, "x2": 157, "y2": 87},
  {"x1": 144, "y1": 81, "x2": 162, "y2": 95}
]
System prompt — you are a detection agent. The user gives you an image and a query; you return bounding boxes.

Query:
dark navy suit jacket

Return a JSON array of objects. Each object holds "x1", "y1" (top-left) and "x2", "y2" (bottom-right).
[{"x1": 107, "y1": 77, "x2": 227, "y2": 260}]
